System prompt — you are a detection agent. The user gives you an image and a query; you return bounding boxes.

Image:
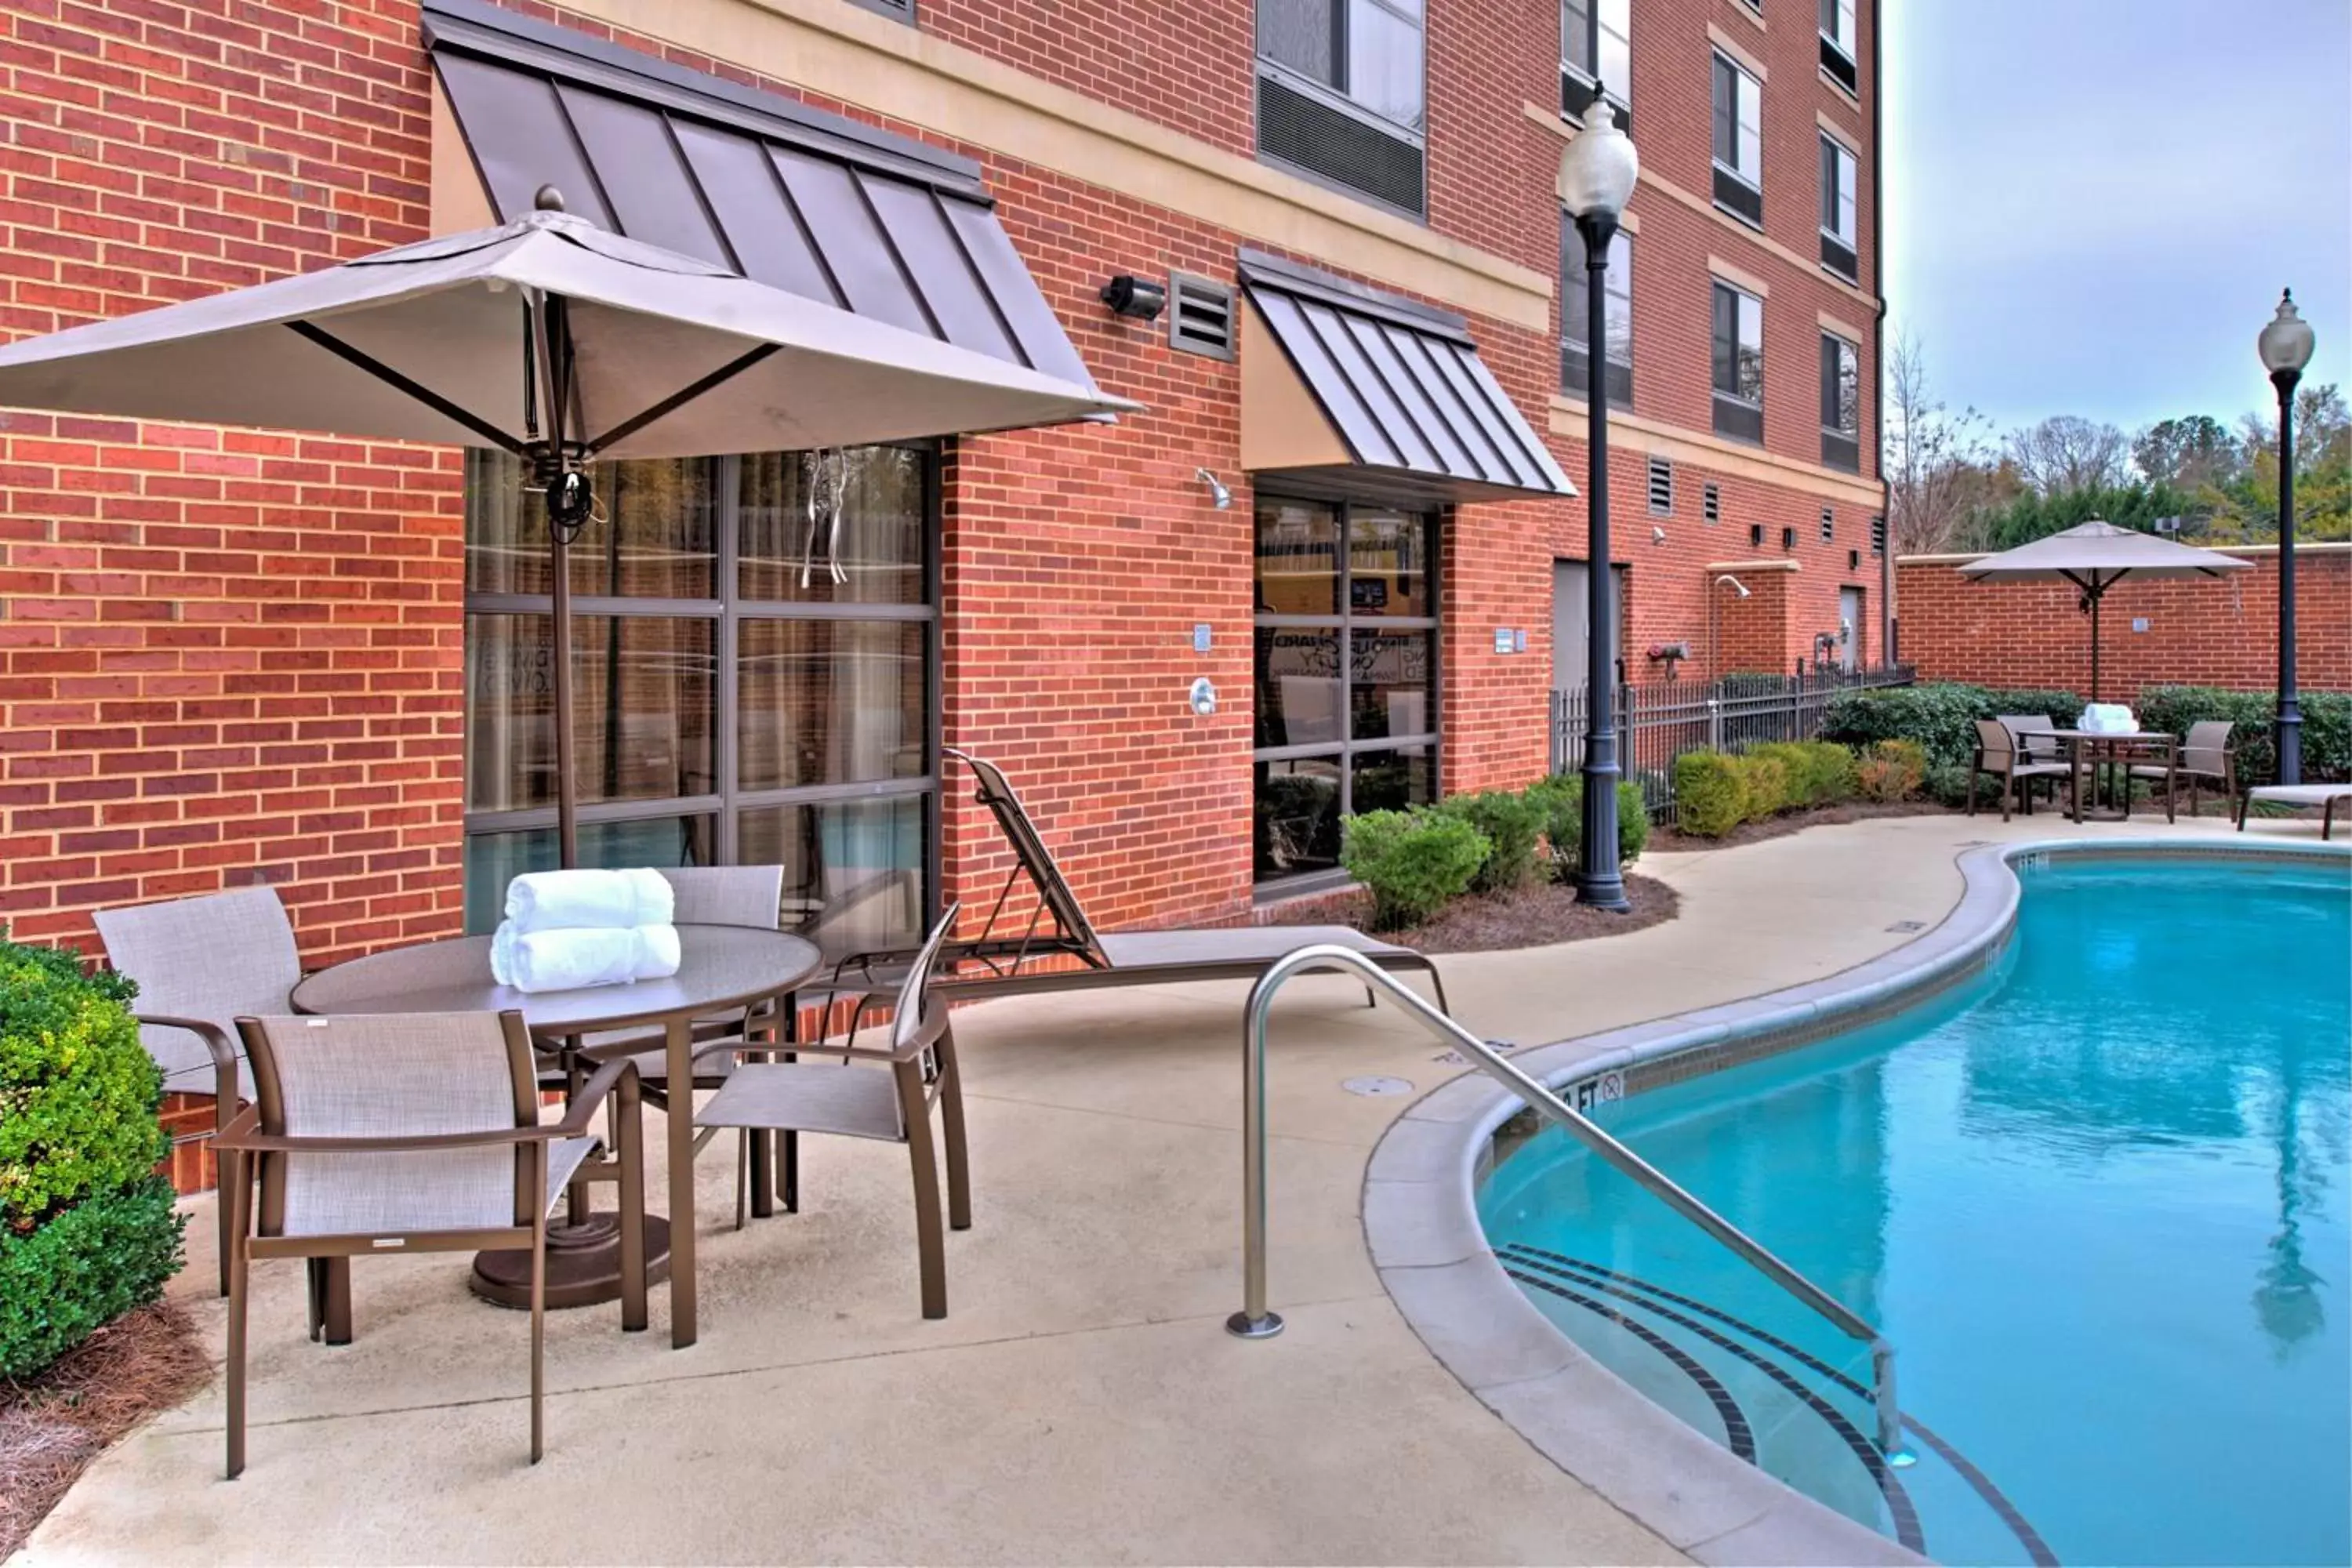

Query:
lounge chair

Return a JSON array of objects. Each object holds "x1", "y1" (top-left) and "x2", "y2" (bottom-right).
[
  {"x1": 215, "y1": 1011, "x2": 645, "y2": 1476},
  {"x1": 695, "y1": 903, "x2": 969, "y2": 1317},
  {"x1": 2133, "y1": 720, "x2": 2235, "y2": 817},
  {"x1": 877, "y1": 748, "x2": 1447, "y2": 1010},
  {"x1": 1967, "y1": 719, "x2": 2074, "y2": 823},
  {"x1": 94, "y1": 885, "x2": 300, "y2": 1298},
  {"x1": 2237, "y1": 782, "x2": 2352, "y2": 840}
]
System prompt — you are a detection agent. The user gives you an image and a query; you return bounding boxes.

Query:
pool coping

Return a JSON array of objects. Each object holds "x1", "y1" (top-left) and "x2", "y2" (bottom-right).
[{"x1": 1363, "y1": 836, "x2": 2350, "y2": 1566}]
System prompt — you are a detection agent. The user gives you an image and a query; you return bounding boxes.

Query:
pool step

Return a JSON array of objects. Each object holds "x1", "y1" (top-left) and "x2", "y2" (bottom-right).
[{"x1": 1500, "y1": 1243, "x2": 2056, "y2": 1567}]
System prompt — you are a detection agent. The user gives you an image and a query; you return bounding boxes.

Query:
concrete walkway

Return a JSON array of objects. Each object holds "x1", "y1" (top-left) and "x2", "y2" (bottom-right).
[{"x1": 23, "y1": 810, "x2": 2310, "y2": 1566}]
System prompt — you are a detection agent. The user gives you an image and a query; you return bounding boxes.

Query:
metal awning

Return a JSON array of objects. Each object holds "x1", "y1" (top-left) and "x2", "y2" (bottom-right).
[
  {"x1": 1237, "y1": 249, "x2": 1573, "y2": 504},
  {"x1": 422, "y1": 0, "x2": 1098, "y2": 393}
]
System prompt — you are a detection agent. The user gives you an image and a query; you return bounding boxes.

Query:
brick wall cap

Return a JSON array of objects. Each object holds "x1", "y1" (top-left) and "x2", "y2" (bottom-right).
[
  {"x1": 1900, "y1": 540, "x2": 2352, "y2": 568},
  {"x1": 1704, "y1": 558, "x2": 1803, "y2": 573}
]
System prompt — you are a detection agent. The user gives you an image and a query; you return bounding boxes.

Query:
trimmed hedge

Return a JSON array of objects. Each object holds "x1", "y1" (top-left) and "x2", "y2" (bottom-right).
[
  {"x1": 1747, "y1": 742, "x2": 1857, "y2": 807},
  {"x1": 2138, "y1": 686, "x2": 2351, "y2": 786},
  {"x1": 1857, "y1": 739, "x2": 1926, "y2": 802},
  {"x1": 1436, "y1": 789, "x2": 1545, "y2": 894},
  {"x1": 0, "y1": 937, "x2": 185, "y2": 1379},
  {"x1": 1674, "y1": 752, "x2": 1749, "y2": 837},
  {"x1": 1822, "y1": 683, "x2": 2082, "y2": 771},
  {"x1": 1341, "y1": 809, "x2": 1490, "y2": 929},
  {"x1": 1527, "y1": 775, "x2": 1650, "y2": 873}
]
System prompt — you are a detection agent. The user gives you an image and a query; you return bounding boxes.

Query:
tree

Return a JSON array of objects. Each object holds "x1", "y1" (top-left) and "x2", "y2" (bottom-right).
[
  {"x1": 2007, "y1": 414, "x2": 2129, "y2": 496},
  {"x1": 2133, "y1": 414, "x2": 2240, "y2": 492},
  {"x1": 2202, "y1": 383, "x2": 2352, "y2": 543},
  {"x1": 1969, "y1": 481, "x2": 2201, "y2": 551},
  {"x1": 1884, "y1": 328, "x2": 2002, "y2": 554}
]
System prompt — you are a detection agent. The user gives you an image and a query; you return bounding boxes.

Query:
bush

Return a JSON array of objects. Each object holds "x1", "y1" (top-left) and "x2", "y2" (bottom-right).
[
  {"x1": 1530, "y1": 776, "x2": 1650, "y2": 872},
  {"x1": 1857, "y1": 739, "x2": 1928, "y2": 802},
  {"x1": 1674, "y1": 752, "x2": 1749, "y2": 838},
  {"x1": 1341, "y1": 809, "x2": 1490, "y2": 929},
  {"x1": 2137, "y1": 685, "x2": 2352, "y2": 786},
  {"x1": 1436, "y1": 789, "x2": 1545, "y2": 895},
  {"x1": 1921, "y1": 760, "x2": 1977, "y2": 809},
  {"x1": 1735, "y1": 752, "x2": 1791, "y2": 817},
  {"x1": 1980, "y1": 688, "x2": 2082, "y2": 727},
  {"x1": 0, "y1": 937, "x2": 185, "y2": 1379},
  {"x1": 1748, "y1": 741, "x2": 1857, "y2": 807},
  {"x1": 1822, "y1": 682, "x2": 2090, "y2": 771}
]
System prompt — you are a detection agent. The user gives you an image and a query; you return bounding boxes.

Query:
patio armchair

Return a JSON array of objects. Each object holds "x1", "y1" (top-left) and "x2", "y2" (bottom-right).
[
  {"x1": 216, "y1": 1010, "x2": 644, "y2": 1478},
  {"x1": 93, "y1": 886, "x2": 301, "y2": 1298},
  {"x1": 2133, "y1": 720, "x2": 2234, "y2": 817},
  {"x1": 1996, "y1": 714, "x2": 2066, "y2": 810},
  {"x1": 1967, "y1": 718, "x2": 2074, "y2": 823},
  {"x1": 694, "y1": 902, "x2": 968, "y2": 1319}
]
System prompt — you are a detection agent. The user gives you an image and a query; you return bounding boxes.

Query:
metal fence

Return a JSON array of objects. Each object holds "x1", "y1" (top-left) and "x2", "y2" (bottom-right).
[{"x1": 1551, "y1": 664, "x2": 1917, "y2": 822}]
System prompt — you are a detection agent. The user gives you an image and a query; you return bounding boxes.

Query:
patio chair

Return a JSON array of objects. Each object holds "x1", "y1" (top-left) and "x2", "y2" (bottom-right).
[
  {"x1": 2134, "y1": 720, "x2": 2235, "y2": 817},
  {"x1": 93, "y1": 885, "x2": 299, "y2": 1298},
  {"x1": 215, "y1": 1011, "x2": 645, "y2": 1477},
  {"x1": 888, "y1": 748, "x2": 1447, "y2": 1009},
  {"x1": 1996, "y1": 713, "x2": 2066, "y2": 811},
  {"x1": 1966, "y1": 719, "x2": 2074, "y2": 823},
  {"x1": 2237, "y1": 782, "x2": 2352, "y2": 841},
  {"x1": 694, "y1": 902, "x2": 969, "y2": 1319}
]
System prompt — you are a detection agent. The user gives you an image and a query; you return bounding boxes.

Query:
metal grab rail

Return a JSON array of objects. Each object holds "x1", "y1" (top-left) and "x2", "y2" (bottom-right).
[{"x1": 1232, "y1": 943, "x2": 1915, "y2": 1467}]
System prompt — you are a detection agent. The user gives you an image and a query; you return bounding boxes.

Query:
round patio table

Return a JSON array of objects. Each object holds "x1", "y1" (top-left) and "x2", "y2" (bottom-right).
[
  {"x1": 291, "y1": 923, "x2": 821, "y2": 1348},
  {"x1": 2049, "y1": 730, "x2": 2177, "y2": 824}
]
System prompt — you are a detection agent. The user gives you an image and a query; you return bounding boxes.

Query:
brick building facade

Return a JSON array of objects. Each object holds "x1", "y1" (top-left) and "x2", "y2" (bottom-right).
[
  {"x1": 1896, "y1": 543, "x2": 2352, "y2": 698},
  {"x1": 1, "y1": 0, "x2": 1886, "y2": 971}
]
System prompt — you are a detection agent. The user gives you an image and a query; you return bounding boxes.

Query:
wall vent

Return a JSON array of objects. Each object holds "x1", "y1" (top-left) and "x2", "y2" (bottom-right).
[
  {"x1": 1820, "y1": 505, "x2": 1836, "y2": 542},
  {"x1": 1258, "y1": 74, "x2": 1426, "y2": 216},
  {"x1": 1871, "y1": 514, "x2": 1887, "y2": 556},
  {"x1": 1749, "y1": 522, "x2": 1765, "y2": 547},
  {"x1": 1168, "y1": 272, "x2": 1236, "y2": 360},
  {"x1": 1702, "y1": 481, "x2": 1720, "y2": 524},
  {"x1": 1781, "y1": 525, "x2": 1798, "y2": 551},
  {"x1": 1646, "y1": 456, "x2": 1675, "y2": 516}
]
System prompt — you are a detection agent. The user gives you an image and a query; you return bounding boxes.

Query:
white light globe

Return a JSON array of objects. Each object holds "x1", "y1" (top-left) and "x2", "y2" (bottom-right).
[
  {"x1": 1559, "y1": 95, "x2": 1639, "y2": 223},
  {"x1": 2259, "y1": 289, "x2": 2315, "y2": 376}
]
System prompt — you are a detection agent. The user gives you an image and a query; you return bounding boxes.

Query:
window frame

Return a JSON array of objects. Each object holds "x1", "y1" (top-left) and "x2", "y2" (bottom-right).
[
  {"x1": 1711, "y1": 280, "x2": 1765, "y2": 444},
  {"x1": 1559, "y1": 218, "x2": 1633, "y2": 407},
  {"x1": 1819, "y1": 330, "x2": 1861, "y2": 471},
  {"x1": 1819, "y1": 133, "x2": 1856, "y2": 245},
  {"x1": 1710, "y1": 53, "x2": 1764, "y2": 191},
  {"x1": 1251, "y1": 495, "x2": 1442, "y2": 887},
  {"x1": 459, "y1": 445, "x2": 944, "y2": 940},
  {"x1": 1560, "y1": 0, "x2": 1632, "y2": 128},
  {"x1": 1819, "y1": 0, "x2": 1857, "y2": 61},
  {"x1": 1255, "y1": 0, "x2": 1430, "y2": 139}
]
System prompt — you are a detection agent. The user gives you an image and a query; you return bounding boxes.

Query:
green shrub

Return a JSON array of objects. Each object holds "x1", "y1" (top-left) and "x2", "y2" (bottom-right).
[
  {"x1": 1748, "y1": 741, "x2": 1857, "y2": 807},
  {"x1": 1853, "y1": 739, "x2": 1927, "y2": 803},
  {"x1": 1824, "y1": 682, "x2": 2096, "y2": 771},
  {"x1": 0, "y1": 937, "x2": 185, "y2": 1379},
  {"x1": 1436, "y1": 789, "x2": 1545, "y2": 894},
  {"x1": 1980, "y1": 688, "x2": 2082, "y2": 727},
  {"x1": 1531, "y1": 776, "x2": 1650, "y2": 872},
  {"x1": 1735, "y1": 753, "x2": 1791, "y2": 817},
  {"x1": 2137, "y1": 685, "x2": 2351, "y2": 786},
  {"x1": 1921, "y1": 760, "x2": 1977, "y2": 809},
  {"x1": 1341, "y1": 809, "x2": 1490, "y2": 929},
  {"x1": 1674, "y1": 752, "x2": 1748, "y2": 838}
]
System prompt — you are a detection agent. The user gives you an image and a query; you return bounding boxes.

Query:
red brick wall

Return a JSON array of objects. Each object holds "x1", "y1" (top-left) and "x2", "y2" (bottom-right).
[{"x1": 1895, "y1": 546, "x2": 2351, "y2": 697}]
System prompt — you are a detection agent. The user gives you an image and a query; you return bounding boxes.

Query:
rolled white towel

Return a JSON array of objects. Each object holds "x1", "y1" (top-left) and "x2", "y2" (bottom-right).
[
  {"x1": 503, "y1": 868, "x2": 675, "y2": 935},
  {"x1": 490, "y1": 922, "x2": 684, "y2": 993}
]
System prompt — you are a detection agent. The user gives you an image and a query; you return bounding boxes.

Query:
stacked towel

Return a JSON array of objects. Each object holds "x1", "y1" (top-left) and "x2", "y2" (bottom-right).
[
  {"x1": 2078, "y1": 702, "x2": 2137, "y2": 735},
  {"x1": 490, "y1": 869, "x2": 681, "y2": 993}
]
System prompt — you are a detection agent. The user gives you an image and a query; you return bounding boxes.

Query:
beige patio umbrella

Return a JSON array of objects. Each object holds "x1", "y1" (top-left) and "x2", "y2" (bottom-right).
[
  {"x1": 0, "y1": 194, "x2": 1137, "y2": 862},
  {"x1": 1957, "y1": 519, "x2": 2252, "y2": 701}
]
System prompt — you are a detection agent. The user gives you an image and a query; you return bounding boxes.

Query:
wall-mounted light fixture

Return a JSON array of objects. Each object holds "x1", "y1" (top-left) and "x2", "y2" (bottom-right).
[
  {"x1": 1101, "y1": 274, "x2": 1167, "y2": 321},
  {"x1": 1651, "y1": 524, "x2": 1667, "y2": 546},
  {"x1": 1196, "y1": 467, "x2": 1232, "y2": 510}
]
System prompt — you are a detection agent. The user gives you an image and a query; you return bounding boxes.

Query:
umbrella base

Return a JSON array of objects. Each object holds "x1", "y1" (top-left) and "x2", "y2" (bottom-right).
[{"x1": 470, "y1": 1212, "x2": 671, "y2": 1311}]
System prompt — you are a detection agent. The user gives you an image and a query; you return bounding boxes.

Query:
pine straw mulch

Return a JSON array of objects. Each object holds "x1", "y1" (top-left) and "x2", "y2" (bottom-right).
[
  {"x1": 1644, "y1": 798, "x2": 1953, "y2": 853},
  {"x1": 1265, "y1": 873, "x2": 1680, "y2": 955},
  {"x1": 0, "y1": 1301, "x2": 210, "y2": 1559}
]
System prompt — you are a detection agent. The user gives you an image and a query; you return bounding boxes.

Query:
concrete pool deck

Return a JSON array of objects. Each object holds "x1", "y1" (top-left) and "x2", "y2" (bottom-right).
[{"x1": 20, "y1": 810, "x2": 2331, "y2": 1566}]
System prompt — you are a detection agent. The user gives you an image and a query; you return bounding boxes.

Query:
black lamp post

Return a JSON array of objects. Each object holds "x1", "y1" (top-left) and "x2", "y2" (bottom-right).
[
  {"x1": 1559, "y1": 94, "x2": 1639, "y2": 910},
  {"x1": 2258, "y1": 289, "x2": 2315, "y2": 786}
]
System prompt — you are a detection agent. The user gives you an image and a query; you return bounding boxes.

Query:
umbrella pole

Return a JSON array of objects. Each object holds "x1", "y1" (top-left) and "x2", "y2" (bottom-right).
[
  {"x1": 551, "y1": 528, "x2": 578, "y2": 869},
  {"x1": 2089, "y1": 587, "x2": 2101, "y2": 704}
]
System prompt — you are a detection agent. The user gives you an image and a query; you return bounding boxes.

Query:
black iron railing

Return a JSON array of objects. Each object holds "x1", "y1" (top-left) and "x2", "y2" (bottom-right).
[{"x1": 1551, "y1": 663, "x2": 1916, "y2": 821}]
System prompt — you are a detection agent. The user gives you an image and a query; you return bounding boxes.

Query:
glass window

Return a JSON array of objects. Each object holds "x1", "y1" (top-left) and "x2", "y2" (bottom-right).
[
  {"x1": 1819, "y1": 135, "x2": 1857, "y2": 243},
  {"x1": 1252, "y1": 498, "x2": 1437, "y2": 882},
  {"x1": 1559, "y1": 223, "x2": 1632, "y2": 368},
  {"x1": 1256, "y1": 0, "x2": 1425, "y2": 132},
  {"x1": 1820, "y1": 0, "x2": 1856, "y2": 55},
  {"x1": 1711, "y1": 55, "x2": 1762, "y2": 183},
  {"x1": 737, "y1": 793, "x2": 927, "y2": 960},
  {"x1": 1820, "y1": 333, "x2": 1860, "y2": 437},
  {"x1": 1712, "y1": 282, "x2": 1764, "y2": 405},
  {"x1": 462, "y1": 447, "x2": 938, "y2": 940},
  {"x1": 1562, "y1": 0, "x2": 1630, "y2": 99}
]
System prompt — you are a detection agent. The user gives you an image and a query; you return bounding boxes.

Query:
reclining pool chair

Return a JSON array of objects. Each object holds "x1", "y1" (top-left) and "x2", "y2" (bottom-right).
[
  {"x1": 858, "y1": 749, "x2": 1448, "y2": 1010},
  {"x1": 2237, "y1": 782, "x2": 2352, "y2": 840}
]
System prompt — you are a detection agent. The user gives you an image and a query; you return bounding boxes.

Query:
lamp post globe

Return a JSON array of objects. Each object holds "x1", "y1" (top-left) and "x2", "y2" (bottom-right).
[
  {"x1": 1560, "y1": 95, "x2": 1638, "y2": 911},
  {"x1": 2259, "y1": 290, "x2": 2315, "y2": 786}
]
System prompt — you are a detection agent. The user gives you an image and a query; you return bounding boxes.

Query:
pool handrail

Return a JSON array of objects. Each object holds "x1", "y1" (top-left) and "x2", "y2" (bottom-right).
[{"x1": 1232, "y1": 942, "x2": 1915, "y2": 1468}]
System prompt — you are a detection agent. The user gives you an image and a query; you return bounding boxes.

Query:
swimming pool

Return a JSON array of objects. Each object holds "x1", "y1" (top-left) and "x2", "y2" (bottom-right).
[{"x1": 1476, "y1": 853, "x2": 2351, "y2": 1566}]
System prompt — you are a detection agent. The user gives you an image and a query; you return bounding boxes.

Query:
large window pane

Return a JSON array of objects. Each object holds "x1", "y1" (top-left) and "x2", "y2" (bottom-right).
[
  {"x1": 1347, "y1": 506, "x2": 1429, "y2": 617},
  {"x1": 463, "y1": 815, "x2": 713, "y2": 934},
  {"x1": 1347, "y1": 0, "x2": 1425, "y2": 129},
  {"x1": 1259, "y1": 0, "x2": 1336, "y2": 83},
  {"x1": 1257, "y1": 627, "x2": 1345, "y2": 747},
  {"x1": 1255, "y1": 757, "x2": 1341, "y2": 878},
  {"x1": 465, "y1": 613, "x2": 717, "y2": 811},
  {"x1": 1596, "y1": 0, "x2": 1631, "y2": 96},
  {"x1": 1255, "y1": 498, "x2": 1341, "y2": 615},
  {"x1": 1562, "y1": 0, "x2": 1591, "y2": 72},
  {"x1": 463, "y1": 452, "x2": 719, "y2": 600},
  {"x1": 1350, "y1": 629, "x2": 1434, "y2": 740},
  {"x1": 738, "y1": 619, "x2": 926, "y2": 792},
  {"x1": 1350, "y1": 746, "x2": 1433, "y2": 815},
  {"x1": 738, "y1": 794, "x2": 927, "y2": 960},
  {"x1": 1736, "y1": 292, "x2": 1765, "y2": 404},
  {"x1": 739, "y1": 446, "x2": 927, "y2": 604}
]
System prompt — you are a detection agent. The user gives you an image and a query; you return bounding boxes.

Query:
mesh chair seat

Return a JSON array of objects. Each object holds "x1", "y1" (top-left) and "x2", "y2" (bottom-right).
[{"x1": 698, "y1": 1062, "x2": 904, "y2": 1141}]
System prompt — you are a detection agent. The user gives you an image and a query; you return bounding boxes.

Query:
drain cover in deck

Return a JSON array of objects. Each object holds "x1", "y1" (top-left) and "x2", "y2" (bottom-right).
[{"x1": 1343, "y1": 1076, "x2": 1415, "y2": 1097}]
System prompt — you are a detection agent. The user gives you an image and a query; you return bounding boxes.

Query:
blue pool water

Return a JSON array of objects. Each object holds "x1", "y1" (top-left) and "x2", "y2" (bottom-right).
[{"x1": 1478, "y1": 856, "x2": 2352, "y2": 1566}]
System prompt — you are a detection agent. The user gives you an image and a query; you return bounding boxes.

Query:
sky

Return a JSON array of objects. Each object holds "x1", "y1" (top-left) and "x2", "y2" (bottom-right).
[{"x1": 1883, "y1": 0, "x2": 2352, "y2": 442}]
